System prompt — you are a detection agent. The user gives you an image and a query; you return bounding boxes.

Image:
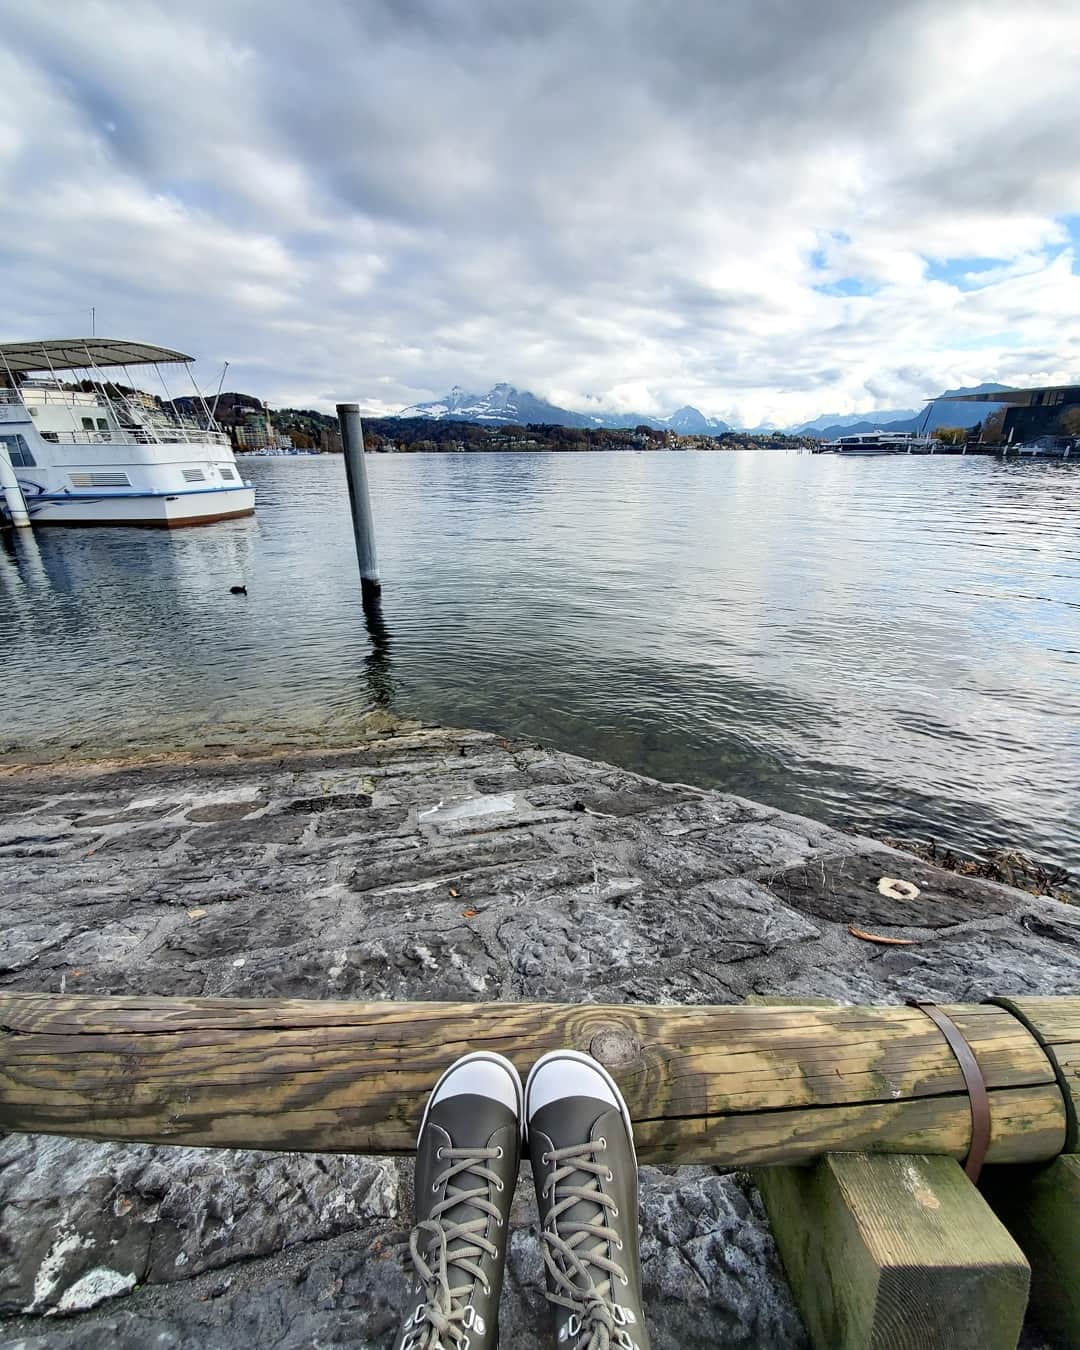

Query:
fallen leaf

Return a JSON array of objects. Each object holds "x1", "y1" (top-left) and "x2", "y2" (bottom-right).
[
  {"x1": 462, "y1": 908, "x2": 479, "y2": 918},
  {"x1": 187, "y1": 908, "x2": 207, "y2": 920},
  {"x1": 449, "y1": 888, "x2": 460, "y2": 898},
  {"x1": 848, "y1": 925, "x2": 917, "y2": 946}
]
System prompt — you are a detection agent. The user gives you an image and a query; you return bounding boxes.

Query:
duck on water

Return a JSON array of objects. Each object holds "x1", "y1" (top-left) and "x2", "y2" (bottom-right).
[{"x1": 0, "y1": 339, "x2": 255, "y2": 528}]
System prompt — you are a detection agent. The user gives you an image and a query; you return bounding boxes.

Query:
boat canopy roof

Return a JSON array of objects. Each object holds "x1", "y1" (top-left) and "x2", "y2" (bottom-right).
[{"x1": 0, "y1": 338, "x2": 194, "y2": 375}]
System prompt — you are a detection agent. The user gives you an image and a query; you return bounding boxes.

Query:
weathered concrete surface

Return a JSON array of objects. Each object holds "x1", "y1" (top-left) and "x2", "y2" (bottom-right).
[{"x1": 0, "y1": 719, "x2": 1075, "y2": 1347}]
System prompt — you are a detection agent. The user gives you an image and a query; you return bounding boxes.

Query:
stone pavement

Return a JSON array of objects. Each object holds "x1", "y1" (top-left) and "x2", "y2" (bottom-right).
[{"x1": 1, "y1": 718, "x2": 1077, "y2": 1348}]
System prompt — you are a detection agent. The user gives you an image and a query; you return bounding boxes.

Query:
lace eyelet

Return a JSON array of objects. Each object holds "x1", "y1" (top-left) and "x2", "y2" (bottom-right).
[
  {"x1": 605, "y1": 1169, "x2": 614, "y2": 1182},
  {"x1": 616, "y1": 1238, "x2": 624, "y2": 1250},
  {"x1": 497, "y1": 1216, "x2": 504, "y2": 1227},
  {"x1": 495, "y1": 1146, "x2": 504, "y2": 1158},
  {"x1": 597, "y1": 1137, "x2": 607, "y2": 1149},
  {"x1": 612, "y1": 1206, "x2": 619, "y2": 1218},
  {"x1": 541, "y1": 1152, "x2": 551, "y2": 1165},
  {"x1": 432, "y1": 1181, "x2": 440, "y2": 1192},
  {"x1": 495, "y1": 1179, "x2": 504, "y2": 1192},
  {"x1": 436, "y1": 1147, "x2": 445, "y2": 1160},
  {"x1": 620, "y1": 1274, "x2": 629, "y2": 1286},
  {"x1": 483, "y1": 1282, "x2": 491, "y2": 1296}
]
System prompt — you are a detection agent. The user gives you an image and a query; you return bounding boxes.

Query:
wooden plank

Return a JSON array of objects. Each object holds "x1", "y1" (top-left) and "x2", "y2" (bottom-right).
[
  {"x1": 983, "y1": 1155, "x2": 1080, "y2": 1348},
  {"x1": 757, "y1": 1154, "x2": 1030, "y2": 1350},
  {"x1": 990, "y1": 997, "x2": 1080, "y2": 1150},
  {"x1": 0, "y1": 993, "x2": 1068, "y2": 1164}
]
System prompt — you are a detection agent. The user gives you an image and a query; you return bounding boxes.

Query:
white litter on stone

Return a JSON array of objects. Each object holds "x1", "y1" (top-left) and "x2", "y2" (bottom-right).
[
  {"x1": 418, "y1": 793, "x2": 516, "y2": 824},
  {"x1": 878, "y1": 877, "x2": 921, "y2": 901}
]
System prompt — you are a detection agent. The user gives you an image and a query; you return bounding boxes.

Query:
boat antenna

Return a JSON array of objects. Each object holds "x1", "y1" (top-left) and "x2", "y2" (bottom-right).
[
  {"x1": 210, "y1": 361, "x2": 230, "y2": 424},
  {"x1": 90, "y1": 307, "x2": 95, "y2": 337}
]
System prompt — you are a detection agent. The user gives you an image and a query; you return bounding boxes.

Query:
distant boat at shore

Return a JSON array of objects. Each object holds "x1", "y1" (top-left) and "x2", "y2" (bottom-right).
[
  {"x1": 817, "y1": 430, "x2": 937, "y2": 455},
  {"x1": 1006, "y1": 436, "x2": 1076, "y2": 459},
  {"x1": 0, "y1": 339, "x2": 255, "y2": 528}
]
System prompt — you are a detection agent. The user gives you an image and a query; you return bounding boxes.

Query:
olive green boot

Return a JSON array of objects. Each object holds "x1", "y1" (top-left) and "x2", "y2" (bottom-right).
[
  {"x1": 395, "y1": 1051, "x2": 523, "y2": 1350},
  {"x1": 526, "y1": 1050, "x2": 651, "y2": 1350}
]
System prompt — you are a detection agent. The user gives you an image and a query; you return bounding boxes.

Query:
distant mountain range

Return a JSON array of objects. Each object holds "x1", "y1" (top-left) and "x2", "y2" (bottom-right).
[
  {"x1": 397, "y1": 383, "x2": 730, "y2": 434},
  {"x1": 793, "y1": 408, "x2": 923, "y2": 435},
  {"x1": 393, "y1": 381, "x2": 1014, "y2": 437},
  {"x1": 807, "y1": 385, "x2": 1012, "y2": 439}
]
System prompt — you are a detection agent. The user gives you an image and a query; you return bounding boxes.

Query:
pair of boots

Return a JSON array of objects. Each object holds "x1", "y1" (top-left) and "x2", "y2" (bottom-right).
[{"x1": 394, "y1": 1049, "x2": 650, "y2": 1350}]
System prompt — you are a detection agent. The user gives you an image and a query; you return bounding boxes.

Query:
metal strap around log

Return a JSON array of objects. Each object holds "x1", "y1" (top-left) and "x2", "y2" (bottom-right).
[{"x1": 908, "y1": 1000, "x2": 991, "y2": 1182}]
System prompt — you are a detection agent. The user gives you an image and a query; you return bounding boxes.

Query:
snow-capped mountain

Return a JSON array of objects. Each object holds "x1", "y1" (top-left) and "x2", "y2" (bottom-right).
[
  {"x1": 395, "y1": 384, "x2": 730, "y2": 433},
  {"x1": 397, "y1": 383, "x2": 594, "y2": 426}
]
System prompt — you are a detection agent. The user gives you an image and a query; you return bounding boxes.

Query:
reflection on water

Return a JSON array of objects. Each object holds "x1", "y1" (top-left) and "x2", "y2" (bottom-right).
[
  {"x1": 3, "y1": 451, "x2": 1078, "y2": 874},
  {"x1": 361, "y1": 591, "x2": 394, "y2": 709}
]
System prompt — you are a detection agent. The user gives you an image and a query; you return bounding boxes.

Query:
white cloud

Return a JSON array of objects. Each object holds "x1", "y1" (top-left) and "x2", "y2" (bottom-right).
[{"x1": 1, "y1": 0, "x2": 1079, "y2": 425}]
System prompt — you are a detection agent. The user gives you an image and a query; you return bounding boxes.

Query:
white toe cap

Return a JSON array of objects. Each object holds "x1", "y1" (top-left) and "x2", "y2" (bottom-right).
[
  {"x1": 527, "y1": 1054, "x2": 620, "y2": 1117},
  {"x1": 431, "y1": 1055, "x2": 520, "y2": 1113}
]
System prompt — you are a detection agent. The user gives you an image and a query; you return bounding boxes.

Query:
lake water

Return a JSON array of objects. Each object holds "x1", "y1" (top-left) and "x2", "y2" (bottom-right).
[{"x1": 3, "y1": 451, "x2": 1078, "y2": 874}]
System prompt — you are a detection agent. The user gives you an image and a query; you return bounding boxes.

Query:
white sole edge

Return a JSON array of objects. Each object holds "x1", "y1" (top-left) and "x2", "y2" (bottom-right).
[
  {"x1": 524, "y1": 1049, "x2": 637, "y2": 1153},
  {"x1": 417, "y1": 1050, "x2": 525, "y2": 1144}
]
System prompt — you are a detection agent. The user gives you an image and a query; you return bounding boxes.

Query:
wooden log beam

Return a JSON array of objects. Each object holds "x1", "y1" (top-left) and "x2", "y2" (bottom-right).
[
  {"x1": 983, "y1": 1155, "x2": 1080, "y2": 1348},
  {"x1": 757, "y1": 1154, "x2": 1030, "y2": 1350},
  {"x1": 0, "y1": 993, "x2": 1069, "y2": 1165}
]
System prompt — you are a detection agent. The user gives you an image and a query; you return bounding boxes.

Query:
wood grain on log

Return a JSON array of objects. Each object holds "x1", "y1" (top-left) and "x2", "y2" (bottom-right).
[{"x1": 0, "y1": 994, "x2": 1069, "y2": 1165}]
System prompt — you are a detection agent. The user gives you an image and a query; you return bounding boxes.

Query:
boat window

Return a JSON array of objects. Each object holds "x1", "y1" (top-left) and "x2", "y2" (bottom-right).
[
  {"x1": 96, "y1": 417, "x2": 109, "y2": 430},
  {"x1": 1, "y1": 433, "x2": 35, "y2": 467},
  {"x1": 81, "y1": 417, "x2": 95, "y2": 430}
]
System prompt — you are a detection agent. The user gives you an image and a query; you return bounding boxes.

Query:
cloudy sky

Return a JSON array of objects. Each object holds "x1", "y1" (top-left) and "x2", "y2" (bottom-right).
[{"x1": 3, "y1": 0, "x2": 1079, "y2": 426}]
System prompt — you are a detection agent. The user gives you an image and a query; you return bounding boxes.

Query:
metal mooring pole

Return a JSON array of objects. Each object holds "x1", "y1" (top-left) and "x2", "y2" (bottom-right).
[{"x1": 336, "y1": 403, "x2": 381, "y2": 601}]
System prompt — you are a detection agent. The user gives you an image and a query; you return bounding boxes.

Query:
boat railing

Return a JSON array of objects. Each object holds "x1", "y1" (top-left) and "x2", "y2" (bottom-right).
[
  {"x1": 0, "y1": 389, "x2": 21, "y2": 405},
  {"x1": 38, "y1": 427, "x2": 232, "y2": 448}
]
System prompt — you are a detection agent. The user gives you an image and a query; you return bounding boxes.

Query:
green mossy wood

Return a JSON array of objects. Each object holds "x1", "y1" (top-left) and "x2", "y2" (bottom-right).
[
  {"x1": 757, "y1": 1153, "x2": 1030, "y2": 1350},
  {"x1": 983, "y1": 1154, "x2": 1080, "y2": 1349}
]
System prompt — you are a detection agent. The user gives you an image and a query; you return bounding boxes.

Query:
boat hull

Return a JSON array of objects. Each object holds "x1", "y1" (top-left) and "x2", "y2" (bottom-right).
[{"x1": 18, "y1": 485, "x2": 255, "y2": 527}]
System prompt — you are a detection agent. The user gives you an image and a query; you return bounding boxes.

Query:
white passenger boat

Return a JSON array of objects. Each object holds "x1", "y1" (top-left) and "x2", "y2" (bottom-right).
[
  {"x1": 0, "y1": 339, "x2": 254, "y2": 527},
  {"x1": 821, "y1": 431, "x2": 936, "y2": 455}
]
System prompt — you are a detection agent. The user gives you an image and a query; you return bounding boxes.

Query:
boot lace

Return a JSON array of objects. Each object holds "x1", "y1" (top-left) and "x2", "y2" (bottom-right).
[
  {"x1": 401, "y1": 1144, "x2": 506, "y2": 1350},
  {"x1": 539, "y1": 1139, "x2": 642, "y2": 1350}
]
